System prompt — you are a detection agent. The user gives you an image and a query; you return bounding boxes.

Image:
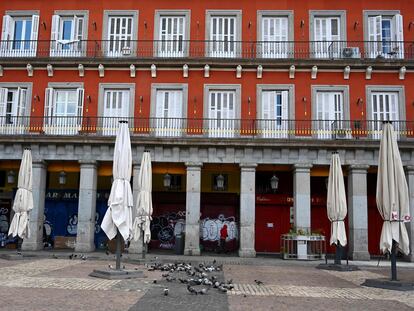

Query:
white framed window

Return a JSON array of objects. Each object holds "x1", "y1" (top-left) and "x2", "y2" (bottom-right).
[
  {"x1": 366, "y1": 86, "x2": 405, "y2": 139},
  {"x1": 316, "y1": 92, "x2": 343, "y2": 139},
  {"x1": 151, "y1": 84, "x2": 187, "y2": 137},
  {"x1": 98, "y1": 83, "x2": 135, "y2": 136},
  {"x1": 364, "y1": 11, "x2": 404, "y2": 59},
  {"x1": 257, "y1": 84, "x2": 294, "y2": 139},
  {"x1": 0, "y1": 86, "x2": 29, "y2": 134},
  {"x1": 257, "y1": 11, "x2": 293, "y2": 59},
  {"x1": 103, "y1": 10, "x2": 138, "y2": 57},
  {"x1": 204, "y1": 84, "x2": 241, "y2": 138},
  {"x1": 1, "y1": 12, "x2": 39, "y2": 57},
  {"x1": 312, "y1": 86, "x2": 350, "y2": 139},
  {"x1": 260, "y1": 91, "x2": 289, "y2": 138},
  {"x1": 206, "y1": 10, "x2": 241, "y2": 58},
  {"x1": 371, "y1": 92, "x2": 399, "y2": 139},
  {"x1": 154, "y1": 11, "x2": 190, "y2": 57},
  {"x1": 50, "y1": 11, "x2": 88, "y2": 57},
  {"x1": 310, "y1": 11, "x2": 346, "y2": 59},
  {"x1": 44, "y1": 85, "x2": 84, "y2": 135}
]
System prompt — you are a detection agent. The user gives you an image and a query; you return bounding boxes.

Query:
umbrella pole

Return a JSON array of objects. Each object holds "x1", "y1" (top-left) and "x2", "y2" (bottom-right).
[
  {"x1": 116, "y1": 230, "x2": 121, "y2": 270},
  {"x1": 390, "y1": 240, "x2": 397, "y2": 281},
  {"x1": 142, "y1": 229, "x2": 146, "y2": 259},
  {"x1": 334, "y1": 241, "x2": 342, "y2": 265}
]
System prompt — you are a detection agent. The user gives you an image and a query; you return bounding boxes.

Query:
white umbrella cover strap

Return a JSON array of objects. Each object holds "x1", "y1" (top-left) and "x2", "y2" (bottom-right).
[
  {"x1": 101, "y1": 122, "x2": 133, "y2": 241},
  {"x1": 8, "y1": 149, "x2": 33, "y2": 239},
  {"x1": 376, "y1": 123, "x2": 411, "y2": 255},
  {"x1": 327, "y1": 153, "x2": 347, "y2": 247}
]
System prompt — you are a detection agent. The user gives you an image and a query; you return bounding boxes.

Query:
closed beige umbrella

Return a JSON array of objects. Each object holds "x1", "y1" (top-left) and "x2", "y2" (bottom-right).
[
  {"x1": 101, "y1": 121, "x2": 133, "y2": 241},
  {"x1": 377, "y1": 122, "x2": 410, "y2": 255},
  {"x1": 376, "y1": 122, "x2": 410, "y2": 280},
  {"x1": 327, "y1": 152, "x2": 347, "y2": 248},
  {"x1": 133, "y1": 151, "x2": 153, "y2": 245},
  {"x1": 8, "y1": 149, "x2": 33, "y2": 239}
]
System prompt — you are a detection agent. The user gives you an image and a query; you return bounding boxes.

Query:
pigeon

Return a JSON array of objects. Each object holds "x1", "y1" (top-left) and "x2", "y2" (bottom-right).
[
  {"x1": 166, "y1": 276, "x2": 176, "y2": 282},
  {"x1": 213, "y1": 259, "x2": 217, "y2": 265},
  {"x1": 108, "y1": 264, "x2": 113, "y2": 269},
  {"x1": 52, "y1": 254, "x2": 58, "y2": 259},
  {"x1": 162, "y1": 273, "x2": 170, "y2": 278},
  {"x1": 164, "y1": 288, "x2": 169, "y2": 296},
  {"x1": 227, "y1": 279, "x2": 233, "y2": 284},
  {"x1": 254, "y1": 280, "x2": 264, "y2": 286},
  {"x1": 69, "y1": 254, "x2": 74, "y2": 260},
  {"x1": 218, "y1": 286, "x2": 227, "y2": 293},
  {"x1": 80, "y1": 254, "x2": 87, "y2": 260},
  {"x1": 187, "y1": 285, "x2": 198, "y2": 295},
  {"x1": 198, "y1": 288, "x2": 209, "y2": 295},
  {"x1": 153, "y1": 280, "x2": 157, "y2": 284},
  {"x1": 105, "y1": 250, "x2": 110, "y2": 256}
]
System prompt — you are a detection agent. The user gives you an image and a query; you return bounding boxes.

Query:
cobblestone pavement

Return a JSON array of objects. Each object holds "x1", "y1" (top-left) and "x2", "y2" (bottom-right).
[
  {"x1": 0, "y1": 258, "x2": 413, "y2": 311},
  {"x1": 224, "y1": 264, "x2": 414, "y2": 311}
]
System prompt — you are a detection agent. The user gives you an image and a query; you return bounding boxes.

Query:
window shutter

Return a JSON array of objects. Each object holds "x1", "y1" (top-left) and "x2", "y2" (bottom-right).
[
  {"x1": 44, "y1": 88, "x2": 54, "y2": 125},
  {"x1": 0, "y1": 88, "x2": 8, "y2": 118},
  {"x1": 17, "y1": 87, "x2": 27, "y2": 117},
  {"x1": 261, "y1": 92, "x2": 270, "y2": 119},
  {"x1": 156, "y1": 91, "x2": 164, "y2": 118},
  {"x1": 369, "y1": 16, "x2": 382, "y2": 56},
  {"x1": 74, "y1": 16, "x2": 84, "y2": 41},
  {"x1": 50, "y1": 15, "x2": 61, "y2": 52},
  {"x1": 392, "y1": 14, "x2": 404, "y2": 58},
  {"x1": 30, "y1": 15, "x2": 40, "y2": 54},
  {"x1": 76, "y1": 88, "x2": 84, "y2": 118},
  {"x1": 1, "y1": 15, "x2": 13, "y2": 41},
  {"x1": 281, "y1": 90, "x2": 289, "y2": 121},
  {"x1": 172, "y1": 91, "x2": 182, "y2": 118}
]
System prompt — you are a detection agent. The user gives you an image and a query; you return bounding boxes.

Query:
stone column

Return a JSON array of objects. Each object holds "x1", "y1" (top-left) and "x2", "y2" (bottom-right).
[
  {"x1": 184, "y1": 162, "x2": 202, "y2": 256},
  {"x1": 406, "y1": 166, "x2": 414, "y2": 262},
  {"x1": 347, "y1": 165, "x2": 370, "y2": 260},
  {"x1": 22, "y1": 161, "x2": 47, "y2": 251},
  {"x1": 239, "y1": 164, "x2": 257, "y2": 258},
  {"x1": 293, "y1": 164, "x2": 312, "y2": 233},
  {"x1": 129, "y1": 162, "x2": 143, "y2": 254},
  {"x1": 75, "y1": 161, "x2": 98, "y2": 252}
]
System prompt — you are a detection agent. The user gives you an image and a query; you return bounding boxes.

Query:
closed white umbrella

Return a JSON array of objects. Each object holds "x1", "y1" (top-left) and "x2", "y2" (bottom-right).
[
  {"x1": 376, "y1": 123, "x2": 410, "y2": 256},
  {"x1": 133, "y1": 151, "x2": 153, "y2": 245},
  {"x1": 327, "y1": 152, "x2": 347, "y2": 248},
  {"x1": 101, "y1": 121, "x2": 133, "y2": 242},
  {"x1": 8, "y1": 149, "x2": 33, "y2": 239}
]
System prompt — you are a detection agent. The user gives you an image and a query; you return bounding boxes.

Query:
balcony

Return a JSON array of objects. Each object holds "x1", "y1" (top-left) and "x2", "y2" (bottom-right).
[
  {"x1": 0, "y1": 40, "x2": 413, "y2": 62},
  {"x1": 0, "y1": 116, "x2": 412, "y2": 141}
]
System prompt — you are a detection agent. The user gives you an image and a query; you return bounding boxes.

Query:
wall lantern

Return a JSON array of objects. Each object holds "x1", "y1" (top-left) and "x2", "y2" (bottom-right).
[
  {"x1": 270, "y1": 174, "x2": 279, "y2": 191},
  {"x1": 59, "y1": 171, "x2": 67, "y2": 185},
  {"x1": 7, "y1": 170, "x2": 15, "y2": 184},
  {"x1": 163, "y1": 173, "x2": 172, "y2": 189},
  {"x1": 215, "y1": 174, "x2": 225, "y2": 191}
]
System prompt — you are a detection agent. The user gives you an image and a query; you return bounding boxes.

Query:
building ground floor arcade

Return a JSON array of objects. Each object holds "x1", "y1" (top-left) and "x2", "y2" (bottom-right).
[{"x1": 0, "y1": 140, "x2": 413, "y2": 261}]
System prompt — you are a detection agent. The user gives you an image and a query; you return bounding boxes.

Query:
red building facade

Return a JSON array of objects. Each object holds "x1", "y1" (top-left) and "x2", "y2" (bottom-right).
[{"x1": 0, "y1": 0, "x2": 413, "y2": 260}]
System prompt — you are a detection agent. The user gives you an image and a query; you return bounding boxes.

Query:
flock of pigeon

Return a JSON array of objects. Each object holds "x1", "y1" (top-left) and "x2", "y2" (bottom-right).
[{"x1": 147, "y1": 260, "x2": 235, "y2": 296}]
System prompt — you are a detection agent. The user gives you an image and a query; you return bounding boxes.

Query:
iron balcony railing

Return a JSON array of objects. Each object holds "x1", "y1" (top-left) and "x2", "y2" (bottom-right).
[
  {"x1": 0, "y1": 40, "x2": 413, "y2": 60},
  {"x1": 0, "y1": 116, "x2": 412, "y2": 140}
]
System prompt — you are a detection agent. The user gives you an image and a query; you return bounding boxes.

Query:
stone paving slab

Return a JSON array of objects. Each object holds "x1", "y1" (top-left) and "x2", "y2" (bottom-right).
[
  {"x1": 223, "y1": 264, "x2": 358, "y2": 288},
  {"x1": 228, "y1": 296, "x2": 414, "y2": 311},
  {"x1": 0, "y1": 287, "x2": 142, "y2": 311},
  {"x1": 129, "y1": 271, "x2": 229, "y2": 311}
]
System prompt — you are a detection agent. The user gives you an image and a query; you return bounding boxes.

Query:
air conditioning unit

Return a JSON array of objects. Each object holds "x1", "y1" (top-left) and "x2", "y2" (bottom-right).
[
  {"x1": 121, "y1": 46, "x2": 132, "y2": 56},
  {"x1": 342, "y1": 47, "x2": 361, "y2": 59}
]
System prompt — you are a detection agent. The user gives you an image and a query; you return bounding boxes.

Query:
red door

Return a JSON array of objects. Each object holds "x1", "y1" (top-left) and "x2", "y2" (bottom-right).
[
  {"x1": 255, "y1": 195, "x2": 291, "y2": 253},
  {"x1": 368, "y1": 196, "x2": 383, "y2": 255}
]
